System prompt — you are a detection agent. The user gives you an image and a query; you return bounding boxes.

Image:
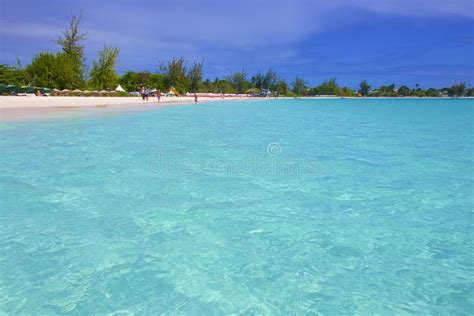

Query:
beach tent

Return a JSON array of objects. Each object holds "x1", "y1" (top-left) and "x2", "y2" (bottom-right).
[{"x1": 115, "y1": 84, "x2": 126, "y2": 92}]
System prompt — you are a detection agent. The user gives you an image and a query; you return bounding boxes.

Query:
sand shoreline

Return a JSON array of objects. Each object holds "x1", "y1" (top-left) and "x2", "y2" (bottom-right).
[
  {"x1": 0, "y1": 96, "x2": 253, "y2": 122},
  {"x1": 2, "y1": 95, "x2": 471, "y2": 122}
]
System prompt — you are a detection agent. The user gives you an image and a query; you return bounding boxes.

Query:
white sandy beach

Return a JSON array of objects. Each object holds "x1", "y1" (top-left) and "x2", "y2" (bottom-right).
[{"x1": 0, "y1": 95, "x2": 252, "y2": 121}]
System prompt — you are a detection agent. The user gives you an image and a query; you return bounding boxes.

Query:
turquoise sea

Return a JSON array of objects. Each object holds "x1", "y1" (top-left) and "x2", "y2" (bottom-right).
[{"x1": 1, "y1": 98, "x2": 473, "y2": 314}]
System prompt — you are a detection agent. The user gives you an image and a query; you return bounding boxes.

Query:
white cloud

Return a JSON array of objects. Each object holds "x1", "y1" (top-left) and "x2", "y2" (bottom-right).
[
  {"x1": 1, "y1": 0, "x2": 472, "y2": 73},
  {"x1": 0, "y1": 22, "x2": 60, "y2": 38}
]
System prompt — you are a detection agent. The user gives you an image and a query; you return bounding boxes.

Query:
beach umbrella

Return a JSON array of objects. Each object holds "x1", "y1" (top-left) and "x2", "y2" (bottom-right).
[
  {"x1": 60, "y1": 89, "x2": 71, "y2": 96},
  {"x1": 72, "y1": 89, "x2": 84, "y2": 93},
  {"x1": 0, "y1": 84, "x2": 19, "y2": 94},
  {"x1": 31, "y1": 87, "x2": 51, "y2": 94},
  {"x1": 9, "y1": 85, "x2": 21, "y2": 93},
  {"x1": 20, "y1": 86, "x2": 35, "y2": 93},
  {"x1": 1, "y1": 85, "x2": 16, "y2": 94},
  {"x1": 31, "y1": 86, "x2": 45, "y2": 94}
]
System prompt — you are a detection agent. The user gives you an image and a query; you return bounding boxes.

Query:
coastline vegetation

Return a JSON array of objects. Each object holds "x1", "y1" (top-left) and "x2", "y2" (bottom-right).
[{"x1": 0, "y1": 15, "x2": 472, "y2": 98}]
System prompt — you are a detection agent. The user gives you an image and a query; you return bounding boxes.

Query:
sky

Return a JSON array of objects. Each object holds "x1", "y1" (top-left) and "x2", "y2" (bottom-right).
[{"x1": 1, "y1": 0, "x2": 473, "y2": 88}]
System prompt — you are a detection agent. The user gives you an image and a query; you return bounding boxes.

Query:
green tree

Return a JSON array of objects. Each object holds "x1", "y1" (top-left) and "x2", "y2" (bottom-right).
[
  {"x1": 56, "y1": 14, "x2": 87, "y2": 88},
  {"x1": 89, "y1": 46, "x2": 120, "y2": 90},
  {"x1": 274, "y1": 79, "x2": 288, "y2": 96},
  {"x1": 24, "y1": 14, "x2": 88, "y2": 89},
  {"x1": 425, "y1": 88, "x2": 439, "y2": 97},
  {"x1": 212, "y1": 78, "x2": 235, "y2": 94},
  {"x1": 200, "y1": 78, "x2": 213, "y2": 92},
  {"x1": 413, "y1": 89, "x2": 426, "y2": 97},
  {"x1": 227, "y1": 70, "x2": 249, "y2": 94},
  {"x1": 119, "y1": 71, "x2": 140, "y2": 91},
  {"x1": 245, "y1": 88, "x2": 261, "y2": 94},
  {"x1": 251, "y1": 73, "x2": 265, "y2": 90},
  {"x1": 448, "y1": 82, "x2": 466, "y2": 96},
  {"x1": 118, "y1": 71, "x2": 165, "y2": 92},
  {"x1": 264, "y1": 68, "x2": 277, "y2": 90},
  {"x1": 310, "y1": 78, "x2": 340, "y2": 95},
  {"x1": 397, "y1": 85, "x2": 411, "y2": 96},
  {"x1": 378, "y1": 84, "x2": 396, "y2": 96},
  {"x1": 358, "y1": 80, "x2": 370, "y2": 96},
  {"x1": 148, "y1": 73, "x2": 165, "y2": 91},
  {"x1": 25, "y1": 52, "x2": 83, "y2": 89},
  {"x1": 340, "y1": 86, "x2": 356, "y2": 97},
  {"x1": 160, "y1": 58, "x2": 190, "y2": 95},
  {"x1": 292, "y1": 77, "x2": 307, "y2": 96},
  {"x1": 188, "y1": 61, "x2": 203, "y2": 93},
  {"x1": 0, "y1": 64, "x2": 25, "y2": 85}
]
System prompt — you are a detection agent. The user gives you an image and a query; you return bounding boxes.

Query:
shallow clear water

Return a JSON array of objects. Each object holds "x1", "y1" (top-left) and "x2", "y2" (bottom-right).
[{"x1": 1, "y1": 99, "x2": 473, "y2": 314}]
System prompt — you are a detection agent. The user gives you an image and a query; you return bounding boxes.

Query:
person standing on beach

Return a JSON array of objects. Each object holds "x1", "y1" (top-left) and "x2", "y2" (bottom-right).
[
  {"x1": 156, "y1": 89, "x2": 161, "y2": 103},
  {"x1": 140, "y1": 86, "x2": 145, "y2": 100},
  {"x1": 144, "y1": 87, "x2": 149, "y2": 101}
]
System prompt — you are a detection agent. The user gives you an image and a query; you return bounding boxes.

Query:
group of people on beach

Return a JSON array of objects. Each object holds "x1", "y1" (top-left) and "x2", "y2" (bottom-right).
[{"x1": 140, "y1": 87, "x2": 161, "y2": 102}]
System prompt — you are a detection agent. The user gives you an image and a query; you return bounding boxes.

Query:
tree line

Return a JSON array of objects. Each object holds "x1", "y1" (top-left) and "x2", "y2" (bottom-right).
[
  {"x1": 0, "y1": 15, "x2": 472, "y2": 97},
  {"x1": 0, "y1": 14, "x2": 120, "y2": 92}
]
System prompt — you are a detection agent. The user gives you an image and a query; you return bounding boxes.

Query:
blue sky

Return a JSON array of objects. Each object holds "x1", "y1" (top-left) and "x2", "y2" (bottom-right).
[{"x1": 1, "y1": 0, "x2": 473, "y2": 88}]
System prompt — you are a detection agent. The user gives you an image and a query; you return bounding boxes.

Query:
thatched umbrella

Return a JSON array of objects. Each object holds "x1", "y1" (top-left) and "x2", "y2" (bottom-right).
[{"x1": 72, "y1": 89, "x2": 85, "y2": 96}]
